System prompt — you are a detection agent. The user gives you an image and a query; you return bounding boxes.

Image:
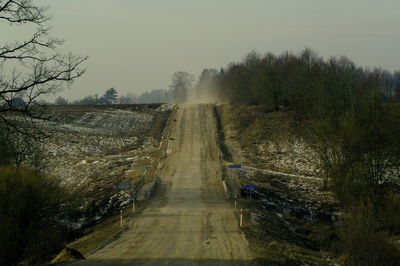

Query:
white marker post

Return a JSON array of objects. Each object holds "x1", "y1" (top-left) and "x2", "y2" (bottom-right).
[
  {"x1": 240, "y1": 208, "x2": 243, "y2": 228},
  {"x1": 144, "y1": 166, "x2": 150, "y2": 180},
  {"x1": 120, "y1": 210, "x2": 123, "y2": 228},
  {"x1": 234, "y1": 195, "x2": 237, "y2": 210}
]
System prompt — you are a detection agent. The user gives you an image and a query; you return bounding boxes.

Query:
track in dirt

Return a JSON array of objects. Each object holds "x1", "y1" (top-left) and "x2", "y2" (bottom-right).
[{"x1": 66, "y1": 104, "x2": 251, "y2": 266}]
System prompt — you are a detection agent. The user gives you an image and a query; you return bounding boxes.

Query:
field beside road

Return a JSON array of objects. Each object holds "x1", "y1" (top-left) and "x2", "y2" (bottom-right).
[{"x1": 8, "y1": 104, "x2": 172, "y2": 230}]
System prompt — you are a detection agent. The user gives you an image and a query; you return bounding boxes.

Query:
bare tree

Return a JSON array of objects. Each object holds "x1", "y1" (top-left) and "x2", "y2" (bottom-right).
[
  {"x1": 169, "y1": 72, "x2": 195, "y2": 103},
  {"x1": 0, "y1": 0, "x2": 87, "y2": 131},
  {"x1": 196, "y1": 69, "x2": 218, "y2": 102},
  {"x1": 54, "y1": 96, "x2": 69, "y2": 105}
]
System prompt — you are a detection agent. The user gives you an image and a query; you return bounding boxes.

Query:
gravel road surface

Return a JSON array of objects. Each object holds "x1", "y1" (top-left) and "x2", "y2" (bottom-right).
[{"x1": 66, "y1": 104, "x2": 251, "y2": 266}]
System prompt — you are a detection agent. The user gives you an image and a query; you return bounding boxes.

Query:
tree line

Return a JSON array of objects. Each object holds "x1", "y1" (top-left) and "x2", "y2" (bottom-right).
[
  {"x1": 204, "y1": 49, "x2": 400, "y2": 265},
  {"x1": 52, "y1": 71, "x2": 197, "y2": 106},
  {"x1": 54, "y1": 88, "x2": 173, "y2": 105},
  {"x1": 206, "y1": 49, "x2": 399, "y2": 118}
]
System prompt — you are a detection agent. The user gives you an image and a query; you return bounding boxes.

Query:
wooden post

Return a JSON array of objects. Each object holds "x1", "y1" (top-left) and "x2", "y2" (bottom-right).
[{"x1": 120, "y1": 210, "x2": 123, "y2": 228}]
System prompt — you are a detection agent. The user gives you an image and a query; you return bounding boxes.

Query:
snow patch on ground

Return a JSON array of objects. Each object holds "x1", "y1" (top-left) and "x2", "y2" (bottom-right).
[{"x1": 11, "y1": 105, "x2": 170, "y2": 230}]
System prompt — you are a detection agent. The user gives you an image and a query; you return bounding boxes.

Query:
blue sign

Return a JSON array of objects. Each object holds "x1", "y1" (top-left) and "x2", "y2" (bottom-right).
[
  {"x1": 244, "y1": 184, "x2": 257, "y2": 189},
  {"x1": 113, "y1": 184, "x2": 134, "y2": 189},
  {"x1": 228, "y1": 165, "x2": 241, "y2": 168}
]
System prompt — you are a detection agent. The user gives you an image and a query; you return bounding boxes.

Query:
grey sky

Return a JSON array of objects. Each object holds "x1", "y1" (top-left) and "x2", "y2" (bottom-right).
[{"x1": 3, "y1": 0, "x2": 400, "y2": 101}]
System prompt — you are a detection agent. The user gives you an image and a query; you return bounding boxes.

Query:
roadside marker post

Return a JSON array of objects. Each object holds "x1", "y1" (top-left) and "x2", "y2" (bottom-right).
[
  {"x1": 234, "y1": 195, "x2": 237, "y2": 210},
  {"x1": 112, "y1": 184, "x2": 136, "y2": 215},
  {"x1": 120, "y1": 210, "x2": 123, "y2": 228},
  {"x1": 240, "y1": 208, "x2": 243, "y2": 228},
  {"x1": 244, "y1": 184, "x2": 257, "y2": 199},
  {"x1": 227, "y1": 164, "x2": 241, "y2": 201},
  {"x1": 143, "y1": 166, "x2": 151, "y2": 181}
]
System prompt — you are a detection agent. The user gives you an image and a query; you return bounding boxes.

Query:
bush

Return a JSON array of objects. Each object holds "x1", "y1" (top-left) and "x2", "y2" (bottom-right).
[
  {"x1": 377, "y1": 193, "x2": 400, "y2": 234},
  {"x1": 303, "y1": 93, "x2": 400, "y2": 264},
  {"x1": 0, "y1": 130, "x2": 17, "y2": 165},
  {"x1": 340, "y1": 204, "x2": 400, "y2": 266},
  {"x1": 0, "y1": 129, "x2": 44, "y2": 169},
  {"x1": 0, "y1": 166, "x2": 67, "y2": 265}
]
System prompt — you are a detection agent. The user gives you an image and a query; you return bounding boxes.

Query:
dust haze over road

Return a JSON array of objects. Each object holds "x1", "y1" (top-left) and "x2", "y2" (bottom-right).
[{"x1": 67, "y1": 104, "x2": 251, "y2": 266}]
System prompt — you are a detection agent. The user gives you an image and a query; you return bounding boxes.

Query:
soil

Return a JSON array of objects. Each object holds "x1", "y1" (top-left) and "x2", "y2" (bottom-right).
[{"x1": 51, "y1": 248, "x2": 85, "y2": 264}]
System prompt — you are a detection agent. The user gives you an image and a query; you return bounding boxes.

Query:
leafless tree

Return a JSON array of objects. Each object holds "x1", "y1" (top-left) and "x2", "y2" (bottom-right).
[
  {"x1": 170, "y1": 72, "x2": 195, "y2": 103},
  {"x1": 0, "y1": 0, "x2": 87, "y2": 132}
]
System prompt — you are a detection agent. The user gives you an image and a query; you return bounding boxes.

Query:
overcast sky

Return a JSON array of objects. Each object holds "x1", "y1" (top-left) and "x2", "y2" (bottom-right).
[{"x1": 3, "y1": 0, "x2": 400, "y2": 101}]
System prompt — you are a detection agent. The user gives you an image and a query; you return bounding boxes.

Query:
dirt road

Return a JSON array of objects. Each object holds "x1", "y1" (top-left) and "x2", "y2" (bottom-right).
[{"x1": 67, "y1": 104, "x2": 251, "y2": 265}]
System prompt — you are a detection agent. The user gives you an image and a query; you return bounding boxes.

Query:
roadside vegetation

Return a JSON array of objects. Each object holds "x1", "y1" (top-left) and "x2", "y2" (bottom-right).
[
  {"x1": 0, "y1": 0, "x2": 88, "y2": 264},
  {"x1": 0, "y1": 166, "x2": 74, "y2": 265},
  {"x1": 207, "y1": 49, "x2": 400, "y2": 265}
]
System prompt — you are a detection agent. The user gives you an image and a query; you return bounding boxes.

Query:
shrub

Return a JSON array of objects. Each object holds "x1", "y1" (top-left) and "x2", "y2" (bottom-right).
[
  {"x1": 0, "y1": 166, "x2": 67, "y2": 265},
  {"x1": 339, "y1": 204, "x2": 400, "y2": 266}
]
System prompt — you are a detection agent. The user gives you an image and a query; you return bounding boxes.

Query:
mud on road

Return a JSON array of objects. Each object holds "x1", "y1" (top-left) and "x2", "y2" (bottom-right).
[{"x1": 66, "y1": 104, "x2": 252, "y2": 266}]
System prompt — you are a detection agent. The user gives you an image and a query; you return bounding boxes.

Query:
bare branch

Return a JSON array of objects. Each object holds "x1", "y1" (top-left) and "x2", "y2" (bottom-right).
[
  {"x1": 0, "y1": 0, "x2": 48, "y2": 24},
  {"x1": 0, "y1": 0, "x2": 88, "y2": 135}
]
